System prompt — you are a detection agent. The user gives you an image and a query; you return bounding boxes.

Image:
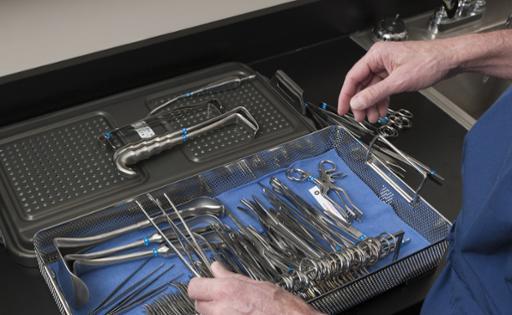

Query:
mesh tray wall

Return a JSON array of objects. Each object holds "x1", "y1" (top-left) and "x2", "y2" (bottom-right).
[{"x1": 34, "y1": 126, "x2": 451, "y2": 314}]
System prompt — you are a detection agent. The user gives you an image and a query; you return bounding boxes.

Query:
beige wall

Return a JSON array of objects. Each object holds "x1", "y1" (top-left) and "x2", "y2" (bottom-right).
[{"x1": 0, "y1": 0, "x2": 293, "y2": 78}]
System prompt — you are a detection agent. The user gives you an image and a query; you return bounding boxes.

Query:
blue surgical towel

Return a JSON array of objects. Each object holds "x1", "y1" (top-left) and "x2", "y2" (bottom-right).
[{"x1": 51, "y1": 149, "x2": 430, "y2": 315}]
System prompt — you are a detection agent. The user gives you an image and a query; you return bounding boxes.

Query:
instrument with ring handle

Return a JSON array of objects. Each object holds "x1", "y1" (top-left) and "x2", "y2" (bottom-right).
[
  {"x1": 317, "y1": 160, "x2": 364, "y2": 220},
  {"x1": 286, "y1": 161, "x2": 363, "y2": 225}
]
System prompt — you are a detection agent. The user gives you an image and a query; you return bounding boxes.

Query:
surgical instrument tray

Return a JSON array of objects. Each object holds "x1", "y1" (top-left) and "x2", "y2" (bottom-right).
[{"x1": 34, "y1": 126, "x2": 451, "y2": 314}]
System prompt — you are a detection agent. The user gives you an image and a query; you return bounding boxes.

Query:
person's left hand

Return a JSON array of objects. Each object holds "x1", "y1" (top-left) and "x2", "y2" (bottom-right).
[{"x1": 187, "y1": 262, "x2": 325, "y2": 315}]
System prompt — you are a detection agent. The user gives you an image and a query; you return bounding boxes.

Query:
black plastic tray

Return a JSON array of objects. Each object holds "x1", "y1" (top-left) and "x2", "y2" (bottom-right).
[{"x1": 0, "y1": 62, "x2": 313, "y2": 265}]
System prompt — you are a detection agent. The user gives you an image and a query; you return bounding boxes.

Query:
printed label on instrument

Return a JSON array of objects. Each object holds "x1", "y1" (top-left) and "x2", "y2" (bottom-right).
[
  {"x1": 131, "y1": 121, "x2": 156, "y2": 139},
  {"x1": 309, "y1": 186, "x2": 338, "y2": 216}
]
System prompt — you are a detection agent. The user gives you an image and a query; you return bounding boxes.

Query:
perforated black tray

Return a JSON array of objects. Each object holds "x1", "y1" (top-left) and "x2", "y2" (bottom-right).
[
  {"x1": 146, "y1": 76, "x2": 294, "y2": 162},
  {"x1": 0, "y1": 63, "x2": 313, "y2": 265}
]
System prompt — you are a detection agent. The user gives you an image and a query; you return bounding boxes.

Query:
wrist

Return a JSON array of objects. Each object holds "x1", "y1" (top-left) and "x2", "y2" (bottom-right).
[
  {"x1": 435, "y1": 33, "x2": 485, "y2": 75},
  {"x1": 450, "y1": 30, "x2": 512, "y2": 74}
]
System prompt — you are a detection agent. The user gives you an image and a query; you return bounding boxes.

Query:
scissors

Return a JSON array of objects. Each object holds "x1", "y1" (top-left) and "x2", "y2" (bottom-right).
[{"x1": 377, "y1": 108, "x2": 413, "y2": 137}]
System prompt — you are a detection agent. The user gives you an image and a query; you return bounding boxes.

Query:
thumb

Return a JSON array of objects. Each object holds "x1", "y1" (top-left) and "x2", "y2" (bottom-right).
[
  {"x1": 350, "y1": 74, "x2": 402, "y2": 111},
  {"x1": 211, "y1": 262, "x2": 253, "y2": 282},
  {"x1": 211, "y1": 261, "x2": 236, "y2": 278}
]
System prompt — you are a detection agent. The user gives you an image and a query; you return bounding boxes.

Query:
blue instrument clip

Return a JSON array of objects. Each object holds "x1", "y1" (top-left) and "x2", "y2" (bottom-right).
[
  {"x1": 103, "y1": 131, "x2": 112, "y2": 140},
  {"x1": 181, "y1": 128, "x2": 188, "y2": 143}
]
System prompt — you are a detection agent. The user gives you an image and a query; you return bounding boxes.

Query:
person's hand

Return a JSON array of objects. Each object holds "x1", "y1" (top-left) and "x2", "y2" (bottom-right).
[
  {"x1": 188, "y1": 262, "x2": 325, "y2": 315},
  {"x1": 338, "y1": 39, "x2": 459, "y2": 122}
]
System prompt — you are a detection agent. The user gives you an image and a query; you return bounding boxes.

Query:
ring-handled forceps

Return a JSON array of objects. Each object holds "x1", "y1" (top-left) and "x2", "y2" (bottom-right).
[
  {"x1": 388, "y1": 108, "x2": 413, "y2": 119},
  {"x1": 317, "y1": 160, "x2": 364, "y2": 220},
  {"x1": 378, "y1": 108, "x2": 413, "y2": 134},
  {"x1": 377, "y1": 125, "x2": 400, "y2": 138},
  {"x1": 286, "y1": 163, "x2": 358, "y2": 226}
]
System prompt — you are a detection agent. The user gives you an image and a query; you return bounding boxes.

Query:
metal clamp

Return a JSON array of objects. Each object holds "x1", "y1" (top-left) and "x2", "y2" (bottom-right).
[{"x1": 366, "y1": 135, "x2": 429, "y2": 204}]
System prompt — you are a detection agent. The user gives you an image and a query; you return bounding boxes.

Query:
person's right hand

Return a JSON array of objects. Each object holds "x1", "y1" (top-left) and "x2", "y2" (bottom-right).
[
  {"x1": 338, "y1": 39, "x2": 459, "y2": 122},
  {"x1": 188, "y1": 262, "x2": 323, "y2": 315}
]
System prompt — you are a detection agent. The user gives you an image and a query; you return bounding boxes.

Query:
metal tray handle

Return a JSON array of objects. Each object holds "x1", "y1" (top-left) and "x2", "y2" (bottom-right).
[{"x1": 366, "y1": 135, "x2": 440, "y2": 203}]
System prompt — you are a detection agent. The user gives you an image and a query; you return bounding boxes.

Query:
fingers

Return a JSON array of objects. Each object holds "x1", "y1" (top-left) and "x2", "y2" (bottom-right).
[
  {"x1": 364, "y1": 75, "x2": 386, "y2": 123},
  {"x1": 188, "y1": 276, "x2": 252, "y2": 302},
  {"x1": 349, "y1": 73, "x2": 387, "y2": 122},
  {"x1": 195, "y1": 301, "x2": 240, "y2": 315},
  {"x1": 188, "y1": 277, "x2": 236, "y2": 301},
  {"x1": 338, "y1": 41, "x2": 406, "y2": 120},
  {"x1": 366, "y1": 106, "x2": 379, "y2": 123},
  {"x1": 189, "y1": 262, "x2": 256, "y2": 302},
  {"x1": 352, "y1": 109, "x2": 366, "y2": 122},
  {"x1": 211, "y1": 262, "x2": 254, "y2": 282},
  {"x1": 339, "y1": 74, "x2": 365, "y2": 116},
  {"x1": 338, "y1": 49, "x2": 384, "y2": 115},
  {"x1": 350, "y1": 73, "x2": 401, "y2": 112},
  {"x1": 353, "y1": 95, "x2": 389, "y2": 122},
  {"x1": 188, "y1": 277, "x2": 215, "y2": 301},
  {"x1": 338, "y1": 43, "x2": 388, "y2": 115},
  {"x1": 211, "y1": 261, "x2": 233, "y2": 278},
  {"x1": 189, "y1": 272, "x2": 321, "y2": 315},
  {"x1": 377, "y1": 97, "x2": 390, "y2": 117}
]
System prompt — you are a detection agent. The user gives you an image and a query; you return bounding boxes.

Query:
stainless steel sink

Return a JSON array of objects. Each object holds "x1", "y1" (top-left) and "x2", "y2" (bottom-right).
[
  {"x1": 428, "y1": 73, "x2": 510, "y2": 128},
  {"x1": 351, "y1": 0, "x2": 512, "y2": 129},
  {"x1": 425, "y1": 20, "x2": 511, "y2": 128}
]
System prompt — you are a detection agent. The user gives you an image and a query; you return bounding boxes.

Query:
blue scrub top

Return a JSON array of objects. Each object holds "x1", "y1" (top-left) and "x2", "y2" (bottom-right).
[{"x1": 421, "y1": 88, "x2": 512, "y2": 314}]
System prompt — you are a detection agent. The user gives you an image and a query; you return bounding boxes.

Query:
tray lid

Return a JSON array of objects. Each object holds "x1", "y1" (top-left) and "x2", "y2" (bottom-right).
[{"x1": 0, "y1": 62, "x2": 313, "y2": 265}]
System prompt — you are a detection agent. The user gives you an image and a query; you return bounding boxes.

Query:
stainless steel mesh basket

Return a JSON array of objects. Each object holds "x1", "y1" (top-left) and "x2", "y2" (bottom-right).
[{"x1": 34, "y1": 126, "x2": 451, "y2": 314}]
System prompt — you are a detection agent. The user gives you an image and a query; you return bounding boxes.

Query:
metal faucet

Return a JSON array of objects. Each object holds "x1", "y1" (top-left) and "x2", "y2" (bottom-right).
[
  {"x1": 506, "y1": 13, "x2": 512, "y2": 28},
  {"x1": 429, "y1": 0, "x2": 487, "y2": 34}
]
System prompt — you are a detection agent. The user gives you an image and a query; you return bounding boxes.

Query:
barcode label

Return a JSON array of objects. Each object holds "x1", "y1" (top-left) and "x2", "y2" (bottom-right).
[
  {"x1": 132, "y1": 121, "x2": 156, "y2": 139},
  {"x1": 309, "y1": 186, "x2": 338, "y2": 216}
]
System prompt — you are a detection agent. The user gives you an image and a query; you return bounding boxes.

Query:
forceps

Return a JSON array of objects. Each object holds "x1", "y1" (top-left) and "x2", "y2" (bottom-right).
[
  {"x1": 378, "y1": 108, "x2": 413, "y2": 136},
  {"x1": 316, "y1": 160, "x2": 364, "y2": 220},
  {"x1": 388, "y1": 108, "x2": 413, "y2": 119},
  {"x1": 286, "y1": 161, "x2": 360, "y2": 225},
  {"x1": 350, "y1": 108, "x2": 413, "y2": 138}
]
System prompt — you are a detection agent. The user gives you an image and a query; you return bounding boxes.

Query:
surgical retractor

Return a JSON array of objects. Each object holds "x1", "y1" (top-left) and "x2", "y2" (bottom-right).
[{"x1": 114, "y1": 106, "x2": 259, "y2": 176}]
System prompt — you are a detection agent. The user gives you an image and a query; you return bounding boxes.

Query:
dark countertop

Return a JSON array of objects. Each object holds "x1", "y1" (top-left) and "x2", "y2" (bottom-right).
[{"x1": 0, "y1": 36, "x2": 466, "y2": 314}]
